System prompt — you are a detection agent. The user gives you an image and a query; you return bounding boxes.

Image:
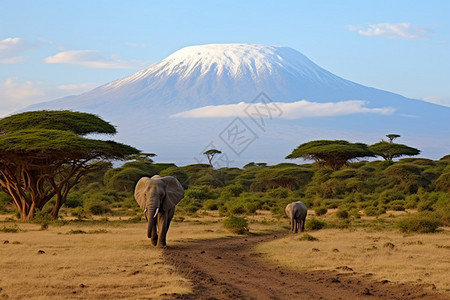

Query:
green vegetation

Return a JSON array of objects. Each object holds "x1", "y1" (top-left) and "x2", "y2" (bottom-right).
[
  {"x1": 369, "y1": 141, "x2": 420, "y2": 161},
  {"x1": 305, "y1": 218, "x2": 326, "y2": 230},
  {"x1": 0, "y1": 111, "x2": 139, "y2": 220},
  {"x1": 298, "y1": 233, "x2": 318, "y2": 241},
  {"x1": 223, "y1": 215, "x2": 249, "y2": 234},
  {"x1": 396, "y1": 213, "x2": 441, "y2": 233},
  {"x1": 0, "y1": 128, "x2": 448, "y2": 234},
  {"x1": 286, "y1": 140, "x2": 374, "y2": 170}
]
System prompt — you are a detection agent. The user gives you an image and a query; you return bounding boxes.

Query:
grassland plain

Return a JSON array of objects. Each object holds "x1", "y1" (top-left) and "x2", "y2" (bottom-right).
[
  {"x1": 0, "y1": 211, "x2": 281, "y2": 299},
  {"x1": 1, "y1": 210, "x2": 449, "y2": 299}
]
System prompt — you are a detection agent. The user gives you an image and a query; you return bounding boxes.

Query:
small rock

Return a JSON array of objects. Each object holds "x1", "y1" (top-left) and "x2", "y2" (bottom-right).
[
  {"x1": 381, "y1": 280, "x2": 389, "y2": 284},
  {"x1": 131, "y1": 270, "x2": 140, "y2": 275},
  {"x1": 3, "y1": 240, "x2": 9, "y2": 244},
  {"x1": 332, "y1": 248, "x2": 340, "y2": 252},
  {"x1": 331, "y1": 278, "x2": 341, "y2": 283},
  {"x1": 72, "y1": 291, "x2": 77, "y2": 294},
  {"x1": 37, "y1": 250, "x2": 45, "y2": 254},
  {"x1": 80, "y1": 284, "x2": 86, "y2": 288},
  {"x1": 312, "y1": 248, "x2": 320, "y2": 252},
  {"x1": 216, "y1": 256, "x2": 222, "y2": 259},
  {"x1": 200, "y1": 250, "x2": 205, "y2": 254},
  {"x1": 363, "y1": 288, "x2": 372, "y2": 295},
  {"x1": 336, "y1": 266, "x2": 353, "y2": 271},
  {"x1": 383, "y1": 242, "x2": 395, "y2": 249}
]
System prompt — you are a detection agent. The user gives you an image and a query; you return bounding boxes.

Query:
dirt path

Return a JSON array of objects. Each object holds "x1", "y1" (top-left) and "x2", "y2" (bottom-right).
[{"x1": 164, "y1": 232, "x2": 448, "y2": 300}]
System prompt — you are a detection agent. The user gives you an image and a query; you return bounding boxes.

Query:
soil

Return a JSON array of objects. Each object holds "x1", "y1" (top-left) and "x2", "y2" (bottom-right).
[{"x1": 164, "y1": 232, "x2": 449, "y2": 300}]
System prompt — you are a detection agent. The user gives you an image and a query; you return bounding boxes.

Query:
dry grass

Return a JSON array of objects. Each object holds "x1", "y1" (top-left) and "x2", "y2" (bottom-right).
[
  {"x1": 0, "y1": 222, "x2": 190, "y2": 299},
  {"x1": 255, "y1": 228, "x2": 450, "y2": 293},
  {"x1": 0, "y1": 210, "x2": 283, "y2": 299}
]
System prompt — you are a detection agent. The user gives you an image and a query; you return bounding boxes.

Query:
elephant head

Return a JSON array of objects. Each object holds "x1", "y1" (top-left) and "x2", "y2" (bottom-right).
[{"x1": 134, "y1": 175, "x2": 184, "y2": 247}]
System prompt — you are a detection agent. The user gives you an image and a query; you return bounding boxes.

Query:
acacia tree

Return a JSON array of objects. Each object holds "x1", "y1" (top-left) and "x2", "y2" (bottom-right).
[
  {"x1": 0, "y1": 111, "x2": 139, "y2": 220},
  {"x1": 386, "y1": 134, "x2": 401, "y2": 143},
  {"x1": 286, "y1": 140, "x2": 374, "y2": 170},
  {"x1": 203, "y1": 149, "x2": 222, "y2": 168},
  {"x1": 255, "y1": 166, "x2": 313, "y2": 190},
  {"x1": 369, "y1": 141, "x2": 420, "y2": 161}
]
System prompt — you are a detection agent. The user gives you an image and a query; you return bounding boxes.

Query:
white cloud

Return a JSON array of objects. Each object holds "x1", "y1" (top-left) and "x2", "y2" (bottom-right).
[
  {"x1": 347, "y1": 23, "x2": 430, "y2": 40},
  {"x1": 422, "y1": 96, "x2": 450, "y2": 107},
  {"x1": 0, "y1": 37, "x2": 34, "y2": 63},
  {"x1": 44, "y1": 50, "x2": 146, "y2": 69},
  {"x1": 126, "y1": 42, "x2": 149, "y2": 48},
  {"x1": 0, "y1": 77, "x2": 97, "y2": 117},
  {"x1": 171, "y1": 100, "x2": 395, "y2": 119},
  {"x1": 0, "y1": 56, "x2": 27, "y2": 64},
  {"x1": 57, "y1": 82, "x2": 97, "y2": 92}
]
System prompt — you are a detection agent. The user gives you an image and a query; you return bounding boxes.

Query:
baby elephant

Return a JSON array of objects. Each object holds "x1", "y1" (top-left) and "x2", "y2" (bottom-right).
[{"x1": 285, "y1": 201, "x2": 307, "y2": 233}]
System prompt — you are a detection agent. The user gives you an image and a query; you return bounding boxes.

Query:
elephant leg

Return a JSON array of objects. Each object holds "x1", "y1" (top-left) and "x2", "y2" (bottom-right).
[
  {"x1": 151, "y1": 217, "x2": 158, "y2": 246},
  {"x1": 160, "y1": 209, "x2": 175, "y2": 247},
  {"x1": 301, "y1": 218, "x2": 305, "y2": 232},
  {"x1": 290, "y1": 217, "x2": 295, "y2": 233},
  {"x1": 157, "y1": 211, "x2": 170, "y2": 248},
  {"x1": 294, "y1": 219, "x2": 299, "y2": 233}
]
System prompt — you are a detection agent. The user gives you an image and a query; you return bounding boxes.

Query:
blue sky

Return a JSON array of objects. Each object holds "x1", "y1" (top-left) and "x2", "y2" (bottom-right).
[{"x1": 1, "y1": 0, "x2": 449, "y2": 117}]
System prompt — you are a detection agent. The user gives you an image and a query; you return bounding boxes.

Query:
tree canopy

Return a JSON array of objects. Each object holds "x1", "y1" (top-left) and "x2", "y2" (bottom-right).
[
  {"x1": 285, "y1": 140, "x2": 374, "y2": 170},
  {"x1": 369, "y1": 141, "x2": 420, "y2": 161},
  {"x1": 386, "y1": 134, "x2": 400, "y2": 143},
  {"x1": 203, "y1": 149, "x2": 222, "y2": 168},
  {"x1": 0, "y1": 110, "x2": 139, "y2": 220}
]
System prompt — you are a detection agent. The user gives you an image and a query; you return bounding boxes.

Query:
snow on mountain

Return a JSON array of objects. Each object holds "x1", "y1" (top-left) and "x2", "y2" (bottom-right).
[{"x1": 23, "y1": 43, "x2": 450, "y2": 165}]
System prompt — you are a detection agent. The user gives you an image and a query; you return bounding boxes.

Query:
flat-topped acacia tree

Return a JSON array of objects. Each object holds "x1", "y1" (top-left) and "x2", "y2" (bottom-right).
[
  {"x1": 0, "y1": 111, "x2": 139, "y2": 220},
  {"x1": 369, "y1": 141, "x2": 420, "y2": 161},
  {"x1": 286, "y1": 140, "x2": 374, "y2": 171}
]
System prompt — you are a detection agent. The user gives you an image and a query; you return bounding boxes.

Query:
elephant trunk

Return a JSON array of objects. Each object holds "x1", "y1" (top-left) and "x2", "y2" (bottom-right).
[{"x1": 147, "y1": 206, "x2": 159, "y2": 239}]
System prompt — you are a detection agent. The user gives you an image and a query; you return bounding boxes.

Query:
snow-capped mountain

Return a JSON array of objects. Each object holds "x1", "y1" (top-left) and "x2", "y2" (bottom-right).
[{"x1": 24, "y1": 44, "x2": 450, "y2": 165}]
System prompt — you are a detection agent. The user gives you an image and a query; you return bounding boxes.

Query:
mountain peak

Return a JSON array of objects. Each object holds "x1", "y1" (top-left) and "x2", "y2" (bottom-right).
[{"x1": 22, "y1": 43, "x2": 450, "y2": 163}]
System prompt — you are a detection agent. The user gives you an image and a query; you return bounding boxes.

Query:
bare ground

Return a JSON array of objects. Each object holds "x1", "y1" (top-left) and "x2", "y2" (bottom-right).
[{"x1": 164, "y1": 232, "x2": 449, "y2": 300}]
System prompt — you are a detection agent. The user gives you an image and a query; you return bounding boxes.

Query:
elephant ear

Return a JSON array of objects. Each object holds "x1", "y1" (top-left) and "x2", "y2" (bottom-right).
[
  {"x1": 161, "y1": 176, "x2": 184, "y2": 210},
  {"x1": 134, "y1": 177, "x2": 151, "y2": 210}
]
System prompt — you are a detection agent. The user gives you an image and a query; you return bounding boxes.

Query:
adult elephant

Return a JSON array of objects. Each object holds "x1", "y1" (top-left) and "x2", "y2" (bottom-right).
[
  {"x1": 285, "y1": 201, "x2": 307, "y2": 233},
  {"x1": 134, "y1": 175, "x2": 184, "y2": 248}
]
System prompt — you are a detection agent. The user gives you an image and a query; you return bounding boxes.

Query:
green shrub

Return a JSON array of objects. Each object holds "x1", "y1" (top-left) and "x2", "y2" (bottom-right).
[
  {"x1": 84, "y1": 199, "x2": 111, "y2": 215},
  {"x1": 71, "y1": 207, "x2": 86, "y2": 220},
  {"x1": 336, "y1": 209, "x2": 349, "y2": 219},
  {"x1": 223, "y1": 215, "x2": 249, "y2": 234},
  {"x1": 305, "y1": 218, "x2": 326, "y2": 230},
  {"x1": 267, "y1": 187, "x2": 289, "y2": 199},
  {"x1": 389, "y1": 200, "x2": 406, "y2": 211},
  {"x1": 0, "y1": 224, "x2": 20, "y2": 233},
  {"x1": 298, "y1": 233, "x2": 318, "y2": 241},
  {"x1": 396, "y1": 214, "x2": 441, "y2": 233},
  {"x1": 65, "y1": 192, "x2": 83, "y2": 208},
  {"x1": 364, "y1": 206, "x2": 383, "y2": 216},
  {"x1": 314, "y1": 207, "x2": 327, "y2": 216},
  {"x1": 203, "y1": 199, "x2": 219, "y2": 210}
]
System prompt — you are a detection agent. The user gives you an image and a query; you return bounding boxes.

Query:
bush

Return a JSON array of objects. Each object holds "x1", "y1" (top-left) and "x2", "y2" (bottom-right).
[
  {"x1": 71, "y1": 207, "x2": 86, "y2": 220},
  {"x1": 314, "y1": 207, "x2": 327, "y2": 216},
  {"x1": 336, "y1": 209, "x2": 349, "y2": 219},
  {"x1": 305, "y1": 218, "x2": 326, "y2": 230},
  {"x1": 203, "y1": 199, "x2": 219, "y2": 210},
  {"x1": 65, "y1": 192, "x2": 83, "y2": 208},
  {"x1": 396, "y1": 214, "x2": 441, "y2": 233},
  {"x1": 389, "y1": 200, "x2": 406, "y2": 211},
  {"x1": 364, "y1": 206, "x2": 383, "y2": 216},
  {"x1": 223, "y1": 215, "x2": 249, "y2": 234},
  {"x1": 84, "y1": 199, "x2": 111, "y2": 215},
  {"x1": 267, "y1": 187, "x2": 289, "y2": 199},
  {"x1": 298, "y1": 233, "x2": 318, "y2": 241}
]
